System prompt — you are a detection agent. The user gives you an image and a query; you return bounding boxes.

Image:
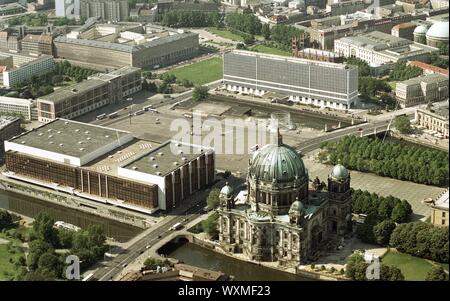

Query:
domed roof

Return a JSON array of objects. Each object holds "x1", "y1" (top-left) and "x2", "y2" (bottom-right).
[
  {"x1": 331, "y1": 164, "x2": 349, "y2": 180},
  {"x1": 426, "y1": 22, "x2": 449, "y2": 40},
  {"x1": 289, "y1": 199, "x2": 305, "y2": 214},
  {"x1": 220, "y1": 182, "x2": 233, "y2": 197},
  {"x1": 414, "y1": 25, "x2": 428, "y2": 35},
  {"x1": 249, "y1": 142, "x2": 307, "y2": 183}
]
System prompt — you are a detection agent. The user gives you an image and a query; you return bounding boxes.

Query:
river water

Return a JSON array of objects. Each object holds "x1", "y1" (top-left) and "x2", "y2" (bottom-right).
[
  {"x1": 0, "y1": 189, "x2": 142, "y2": 243},
  {"x1": 165, "y1": 241, "x2": 313, "y2": 281}
]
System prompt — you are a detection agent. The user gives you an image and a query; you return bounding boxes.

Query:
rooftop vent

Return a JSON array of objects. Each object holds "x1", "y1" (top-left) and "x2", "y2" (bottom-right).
[
  {"x1": 132, "y1": 166, "x2": 138, "y2": 170},
  {"x1": 48, "y1": 135, "x2": 53, "y2": 138},
  {"x1": 178, "y1": 150, "x2": 183, "y2": 154},
  {"x1": 153, "y1": 164, "x2": 158, "y2": 168},
  {"x1": 150, "y1": 157, "x2": 155, "y2": 161},
  {"x1": 108, "y1": 155, "x2": 113, "y2": 158},
  {"x1": 173, "y1": 162, "x2": 179, "y2": 166},
  {"x1": 47, "y1": 129, "x2": 52, "y2": 132},
  {"x1": 64, "y1": 121, "x2": 69, "y2": 125},
  {"x1": 72, "y1": 89, "x2": 77, "y2": 93},
  {"x1": 59, "y1": 143, "x2": 64, "y2": 147},
  {"x1": 38, "y1": 133, "x2": 43, "y2": 136},
  {"x1": 118, "y1": 151, "x2": 122, "y2": 154},
  {"x1": 105, "y1": 135, "x2": 110, "y2": 138},
  {"x1": 87, "y1": 137, "x2": 91, "y2": 140},
  {"x1": 78, "y1": 141, "x2": 83, "y2": 144},
  {"x1": 49, "y1": 141, "x2": 54, "y2": 144},
  {"x1": 21, "y1": 141, "x2": 25, "y2": 144},
  {"x1": 79, "y1": 148, "x2": 85, "y2": 151},
  {"x1": 176, "y1": 142, "x2": 181, "y2": 147},
  {"x1": 182, "y1": 157, "x2": 187, "y2": 161},
  {"x1": 75, "y1": 129, "x2": 80, "y2": 132},
  {"x1": 85, "y1": 131, "x2": 89, "y2": 134},
  {"x1": 57, "y1": 131, "x2": 61, "y2": 134},
  {"x1": 158, "y1": 152, "x2": 164, "y2": 156},
  {"x1": 156, "y1": 172, "x2": 162, "y2": 176}
]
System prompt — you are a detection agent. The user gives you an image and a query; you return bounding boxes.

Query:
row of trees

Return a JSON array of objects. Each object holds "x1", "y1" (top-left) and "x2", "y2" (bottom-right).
[
  {"x1": 390, "y1": 221, "x2": 449, "y2": 263},
  {"x1": 321, "y1": 136, "x2": 449, "y2": 186},
  {"x1": 54, "y1": 61, "x2": 97, "y2": 83},
  {"x1": 225, "y1": 13, "x2": 262, "y2": 36},
  {"x1": 157, "y1": 10, "x2": 223, "y2": 28},
  {"x1": 358, "y1": 76, "x2": 392, "y2": 98},
  {"x1": 388, "y1": 62, "x2": 423, "y2": 81}
]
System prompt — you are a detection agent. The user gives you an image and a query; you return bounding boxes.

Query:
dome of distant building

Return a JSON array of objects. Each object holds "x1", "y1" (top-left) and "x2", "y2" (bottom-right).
[
  {"x1": 331, "y1": 164, "x2": 349, "y2": 180},
  {"x1": 289, "y1": 199, "x2": 305, "y2": 214},
  {"x1": 413, "y1": 25, "x2": 428, "y2": 35},
  {"x1": 426, "y1": 22, "x2": 449, "y2": 47},
  {"x1": 426, "y1": 22, "x2": 449, "y2": 40},
  {"x1": 220, "y1": 182, "x2": 233, "y2": 197},
  {"x1": 249, "y1": 142, "x2": 307, "y2": 184}
]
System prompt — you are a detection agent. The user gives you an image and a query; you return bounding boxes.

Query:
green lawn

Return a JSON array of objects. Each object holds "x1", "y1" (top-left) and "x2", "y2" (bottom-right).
[
  {"x1": 251, "y1": 45, "x2": 292, "y2": 57},
  {"x1": 207, "y1": 28, "x2": 244, "y2": 42},
  {"x1": 165, "y1": 57, "x2": 223, "y2": 85},
  {"x1": 382, "y1": 249, "x2": 449, "y2": 281},
  {"x1": 0, "y1": 233, "x2": 25, "y2": 281}
]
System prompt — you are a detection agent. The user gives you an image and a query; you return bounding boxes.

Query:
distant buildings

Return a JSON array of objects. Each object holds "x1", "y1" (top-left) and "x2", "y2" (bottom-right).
[
  {"x1": 391, "y1": 22, "x2": 417, "y2": 40},
  {"x1": 0, "y1": 96, "x2": 36, "y2": 120},
  {"x1": 407, "y1": 60, "x2": 449, "y2": 76},
  {"x1": 4, "y1": 119, "x2": 215, "y2": 213},
  {"x1": 431, "y1": 189, "x2": 449, "y2": 227},
  {"x1": 55, "y1": 0, "x2": 80, "y2": 19},
  {"x1": 21, "y1": 34, "x2": 53, "y2": 56},
  {"x1": 37, "y1": 66, "x2": 141, "y2": 122},
  {"x1": 415, "y1": 103, "x2": 449, "y2": 138},
  {"x1": 325, "y1": 0, "x2": 366, "y2": 16},
  {"x1": 0, "y1": 115, "x2": 21, "y2": 155},
  {"x1": 334, "y1": 31, "x2": 439, "y2": 65},
  {"x1": 223, "y1": 50, "x2": 358, "y2": 110},
  {"x1": 79, "y1": 0, "x2": 129, "y2": 22},
  {"x1": 395, "y1": 74, "x2": 449, "y2": 108},
  {"x1": 0, "y1": 50, "x2": 55, "y2": 88},
  {"x1": 0, "y1": 2, "x2": 26, "y2": 16},
  {"x1": 54, "y1": 23, "x2": 199, "y2": 70}
]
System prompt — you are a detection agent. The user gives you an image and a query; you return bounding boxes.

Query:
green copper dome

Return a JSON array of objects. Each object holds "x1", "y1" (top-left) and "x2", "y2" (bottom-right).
[
  {"x1": 331, "y1": 164, "x2": 349, "y2": 180},
  {"x1": 249, "y1": 143, "x2": 307, "y2": 183},
  {"x1": 289, "y1": 199, "x2": 305, "y2": 214}
]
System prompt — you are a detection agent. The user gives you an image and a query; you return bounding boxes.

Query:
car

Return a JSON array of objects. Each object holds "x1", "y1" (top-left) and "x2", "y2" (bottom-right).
[
  {"x1": 139, "y1": 250, "x2": 144, "y2": 254},
  {"x1": 157, "y1": 235, "x2": 162, "y2": 239},
  {"x1": 145, "y1": 245, "x2": 151, "y2": 249},
  {"x1": 358, "y1": 128, "x2": 363, "y2": 131},
  {"x1": 122, "y1": 263, "x2": 128, "y2": 268}
]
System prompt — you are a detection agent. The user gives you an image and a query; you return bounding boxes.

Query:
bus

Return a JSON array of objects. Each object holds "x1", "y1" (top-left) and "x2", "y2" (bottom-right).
[
  {"x1": 170, "y1": 222, "x2": 183, "y2": 231},
  {"x1": 96, "y1": 113, "x2": 107, "y2": 120},
  {"x1": 108, "y1": 112, "x2": 119, "y2": 119},
  {"x1": 143, "y1": 105, "x2": 153, "y2": 111}
]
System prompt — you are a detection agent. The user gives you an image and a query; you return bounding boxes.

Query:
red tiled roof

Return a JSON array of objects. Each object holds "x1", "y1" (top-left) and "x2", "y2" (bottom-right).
[{"x1": 408, "y1": 60, "x2": 449, "y2": 76}]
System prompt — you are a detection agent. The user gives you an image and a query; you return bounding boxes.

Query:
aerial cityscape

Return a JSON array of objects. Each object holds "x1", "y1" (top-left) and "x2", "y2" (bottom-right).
[{"x1": 0, "y1": 0, "x2": 448, "y2": 285}]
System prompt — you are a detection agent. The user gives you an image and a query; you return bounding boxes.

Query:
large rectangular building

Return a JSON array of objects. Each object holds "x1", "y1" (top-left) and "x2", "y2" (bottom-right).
[
  {"x1": 80, "y1": 0, "x2": 129, "y2": 22},
  {"x1": 334, "y1": 31, "x2": 439, "y2": 65},
  {"x1": 3, "y1": 119, "x2": 214, "y2": 213},
  {"x1": 0, "y1": 96, "x2": 35, "y2": 120},
  {"x1": 21, "y1": 34, "x2": 53, "y2": 56},
  {"x1": 415, "y1": 103, "x2": 449, "y2": 138},
  {"x1": 223, "y1": 50, "x2": 359, "y2": 110},
  {"x1": 0, "y1": 115, "x2": 21, "y2": 156},
  {"x1": 395, "y1": 73, "x2": 449, "y2": 108}
]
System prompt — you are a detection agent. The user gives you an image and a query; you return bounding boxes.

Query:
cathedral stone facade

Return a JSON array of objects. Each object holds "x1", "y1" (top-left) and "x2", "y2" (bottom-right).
[{"x1": 217, "y1": 135, "x2": 352, "y2": 266}]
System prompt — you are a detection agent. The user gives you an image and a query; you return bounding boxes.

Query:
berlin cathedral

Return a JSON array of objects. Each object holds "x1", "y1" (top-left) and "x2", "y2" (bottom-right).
[{"x1": 217, "y1": 134, "x2": 353, "y2": 266}]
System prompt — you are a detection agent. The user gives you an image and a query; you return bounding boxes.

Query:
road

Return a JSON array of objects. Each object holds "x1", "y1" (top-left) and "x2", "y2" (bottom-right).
[{"x1": 92, "y1": 199, "x2": 206, "y2": 281}]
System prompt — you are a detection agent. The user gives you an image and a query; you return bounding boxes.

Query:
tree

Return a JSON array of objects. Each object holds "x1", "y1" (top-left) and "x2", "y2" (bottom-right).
[
  {"x1": 261, "y1": 23, "x2": 271, "y2": 40},
  {"x1": 27, "y1": 240, "x2": 53, "y2": 271},
  {"x1": 426, "y1": 266, "x2": 449, "y2": 281},
  {"x1": 389, "y1": 62, "x2": 422, "y2": 81},
  {"x1": 345, "y1": 253, "x2": 368, "y2": 281},
  {"x1": 243, "y1": 34, "x2": 255, "y2": 45},
  {"x1": 391, "y1": 202, "x2": 410, "y2": 223},
  {"x1": 0, "y1": 210, "x2": 13, "y2": 230},
  {"x1": 33, "y1": 212, "x2": 58, "y2": 246},
  {"x1": 202, "y1": 213, "x2": 219, "y2": 238},
  {"x1": 207, "y1": 188, "x2": 221, "y2": 210},
  {"x1": 192, "y1": 85, "x2": 209, "y2": 102},
  {"x1": 380, "y1": 265, "x2": 404, "y2": 281},
  {"x1": 356, "y1": 214, "x2": 378, "y2": 244},
  {"x1": 71, "y1": 225, "x2": 107, "y2": 266},
  {"x1": 373, "y1": 219, "x2": 396, "y2": 246},
  {"x1": 143, "y1": 258, "x2": 167, "y2": 270},
  {"x1": 37, "y1": 252, "x2": 62, "y2": 279},
  {"x1": 394, "y1": 116, "x2": 412, "y2": 134}
]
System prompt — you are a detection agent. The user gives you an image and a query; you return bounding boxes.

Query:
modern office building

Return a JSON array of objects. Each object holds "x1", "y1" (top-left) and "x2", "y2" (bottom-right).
[
  {"x1": 0, "y1": 96, "x2": 35, "y2": 120},
  {"x1": 3, "y1": 119, "x2": 215, "y2": 213},
  {"x1": 431, "y1": 189, "x2": 449, "y2": 227},
  {"x1": 54, "y1": 24, "x2": 199, "y2": 70},
  {"x1": 223, "y1": 50, "x2": 359, "y2": 110},
  {"x1": 415, "y1": 103, "x2": 449, "y2": 138},
  {"x1": 334, "y1": 31, "x2": 439, "y2": 65},
  {"x1": 395, "y1": 74, "x2": 449, "y2": 108},
  {"x1": 0, "y1": 51, "x2": 55, "y2": 88},
  {"x1": 0, "y1": 116, "x2": 21, "y2": 155},
  {"x1": 21, "y1": 34, "x2": 53, "y2": 55},
  {"x1": 37, "y1": 67, "x2": 142, "y2": 122},
  {"x1": 79, "y1": 0, "x2": 129, "y2": 22}
]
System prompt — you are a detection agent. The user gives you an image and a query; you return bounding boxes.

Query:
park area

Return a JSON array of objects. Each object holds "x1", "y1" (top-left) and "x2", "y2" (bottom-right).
[
  {"x1": 381, "y1": 249, "x2": 449, "y2": 281},
  {"x1": 164, "y1": 57, "x2": 223, "y2": 85},
  {"x1": 207, "y1": 28, "x2": 244, "y2": 42},
  {"x1": 250, "y1": 45, "x2": 292, "y2": 57}
]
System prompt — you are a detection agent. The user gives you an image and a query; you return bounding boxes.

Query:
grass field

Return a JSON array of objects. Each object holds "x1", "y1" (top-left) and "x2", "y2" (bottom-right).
[
  {"x1": 382, "y1": 249, "x2": 449, "y2": 281},
  {"x1": 207, "y1": 28, "x2": 244, "y2": 42},
  {"x1": 250, "y1": 45, "x2": 292, "y2": 57},
  {"x1": 165, "y1": 57, "x2": 223, "y2": 85},
  {"x1": 0, "y1": 233, "x2": 25, "y2": 281}
]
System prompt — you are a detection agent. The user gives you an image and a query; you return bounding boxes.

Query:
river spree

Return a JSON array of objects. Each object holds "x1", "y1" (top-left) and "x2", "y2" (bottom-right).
[
  {"x1": 165, "y1": 242, "x2": 313, "y2": 281},
  {"x1": 0, "y1": 189, "x2": 142, "y2": 242}
]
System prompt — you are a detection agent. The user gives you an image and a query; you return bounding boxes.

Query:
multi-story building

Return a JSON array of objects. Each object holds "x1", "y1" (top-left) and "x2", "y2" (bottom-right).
[
  {"x1": 20, "y1": 34, "x2": 53, "y2": 55},
  {"x1": 223, "y1": 50, "x2": 359, "y2": 110},
  {"x1": 0, "y1": 96, "x2": 35, "y2": 120},
  {"x1": 0, "y1": 31, "x2": 21, "y2": 51},
  {"x1": 80, "y1": 0, "x2": 129, "y2": 22},
  {"x1": 407, "y1": 60, "x2": 449, "y2": 76},
  {"x1": 37, "y1": 67, "x2": 142, "y2": 122},
  {"x1": 3, "y1": 119, "x2": 215, "y2": 213},
  {"x1": 0, "y1": 51, "x2": 55, "y2": 88},
  {"x1": 218, "y1": 134, "x2": 352, "y2": 265},
  {"x1": 395, "y1": 74, "x2": 449, "y2": 108},
  {"x1": 415, "y1": 103, "x2": 449, "y2": 138},
  {"x1": 325, "y1": 0, "x2": 366, "y2": 16},
  {"x1": 334, "y1": 31, "x2": 439, "y2": 65},
  {"x1": 431, "y1": 189, "x2": 449, "y2": 227},
  {"x1": 55, "y1": 0, "x2": 81, "y2": 19},
  {"x1": 0, "y1": 116, "x2": 21, "y2": 156},
  {"x1": 391, "y1": 22, "x2": 417, "y2": 40},
  {"x1": 0, "y1": 2, "x2": 26, "y2": 16},
  {"x1": 54, "y1": 24, "x2": 199, "y2": 70}
]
